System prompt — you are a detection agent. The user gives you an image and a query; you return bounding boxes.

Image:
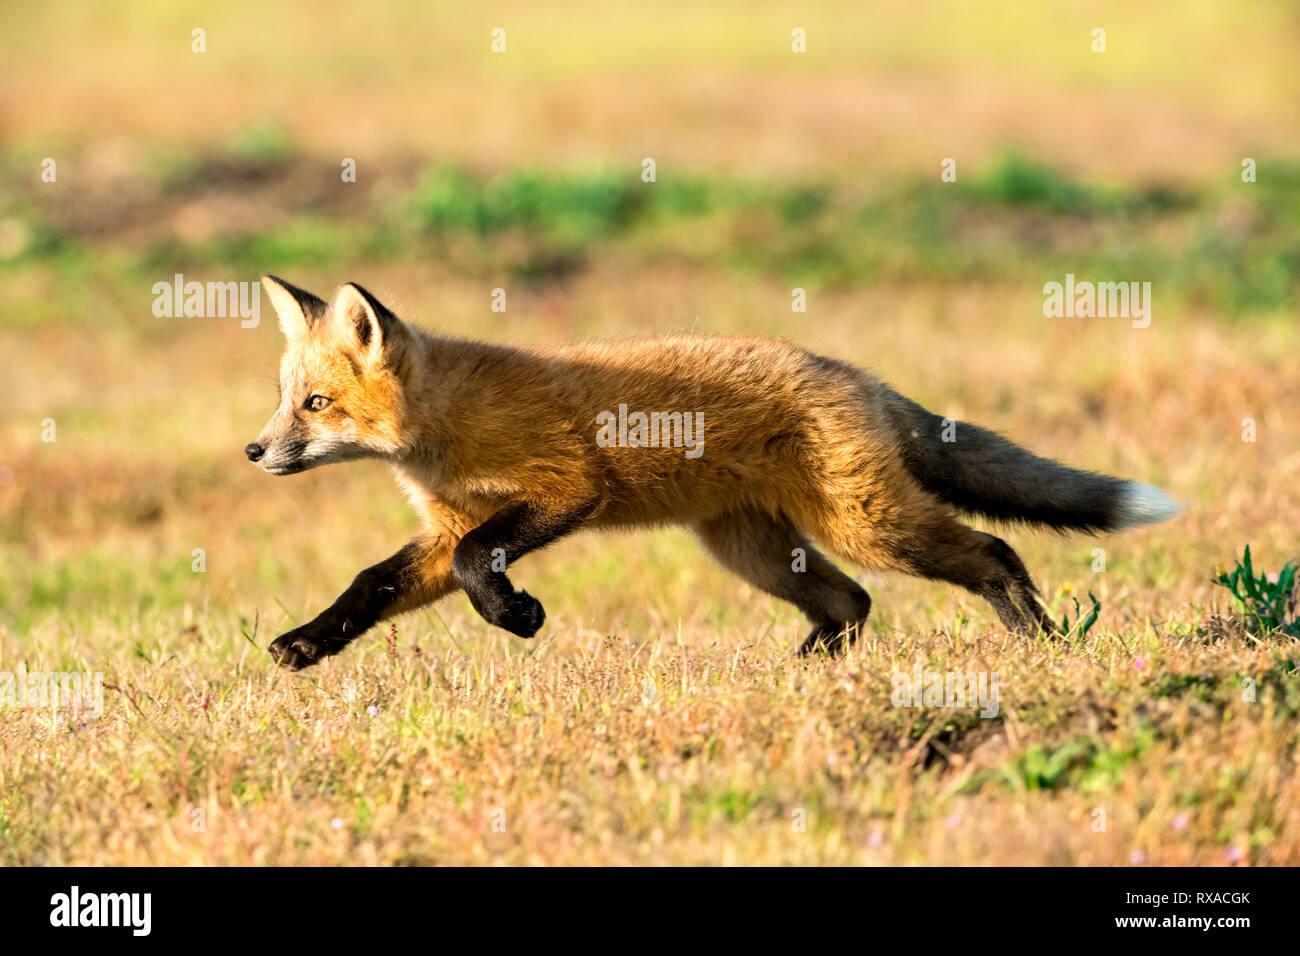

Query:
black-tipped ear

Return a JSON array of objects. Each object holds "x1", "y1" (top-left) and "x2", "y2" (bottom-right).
[
  {"x1": 333, "y1": 282, "x2": 403, "y2": 360},
  {"x1": 262, "y1": 275, "x2": 327, "y2": 340}
]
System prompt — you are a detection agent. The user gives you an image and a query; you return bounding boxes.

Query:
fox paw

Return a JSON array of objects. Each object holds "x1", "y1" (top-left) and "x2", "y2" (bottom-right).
[
  {"x1": 268, "y1": 624, "x2": 345, "y2": 670},
  {"x1": 798, "y1": 623, "x2": 856, "y2": 657},
  {"x1": 496, "y1": 590, "x2": 546, "y2": 638}
]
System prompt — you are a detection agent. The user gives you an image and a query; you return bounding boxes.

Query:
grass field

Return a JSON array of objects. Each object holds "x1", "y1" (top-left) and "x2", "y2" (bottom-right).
[{"x1": 1, "y1": 1, "x2": 1298, "y2": 865}]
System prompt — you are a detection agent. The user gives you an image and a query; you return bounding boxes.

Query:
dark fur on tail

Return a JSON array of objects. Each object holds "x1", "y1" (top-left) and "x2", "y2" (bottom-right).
[{"x1": 882, "y1": 388, "x2": 1129, "y2": 533}]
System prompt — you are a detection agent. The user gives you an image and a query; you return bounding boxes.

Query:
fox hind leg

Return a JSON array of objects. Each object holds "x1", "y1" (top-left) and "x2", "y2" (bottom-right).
[
  {"x1": 879, "y1": 512, "x2": 1055, "y2": 636},
  {"x1": 695, "y1": 508, "x2": 872, "y2": 656}
]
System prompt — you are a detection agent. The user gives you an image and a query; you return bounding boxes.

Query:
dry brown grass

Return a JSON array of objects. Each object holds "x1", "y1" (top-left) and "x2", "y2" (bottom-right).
[
  {"x1": 5, "y1": 266, "x2": 1298, "y2": 865},
  {"x1": 6, "y1": 624, "x2": 1297, "y2": 866}
]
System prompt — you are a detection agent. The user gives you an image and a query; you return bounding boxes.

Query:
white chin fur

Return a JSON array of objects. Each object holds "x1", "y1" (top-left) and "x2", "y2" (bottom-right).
[{"x1": 1114, "y1": 482, "x2": 1183, "y2": 529}]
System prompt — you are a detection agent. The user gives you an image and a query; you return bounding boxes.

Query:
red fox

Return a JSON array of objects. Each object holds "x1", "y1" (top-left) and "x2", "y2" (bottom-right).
[{"x1": 248, "y1": 276, "x2": 1181, "y2": 669}]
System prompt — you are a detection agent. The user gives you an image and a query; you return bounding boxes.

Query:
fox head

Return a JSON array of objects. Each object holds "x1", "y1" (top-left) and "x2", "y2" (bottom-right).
[{"x1": 246, "y1": 276, "x2": 413, "y2": 475}]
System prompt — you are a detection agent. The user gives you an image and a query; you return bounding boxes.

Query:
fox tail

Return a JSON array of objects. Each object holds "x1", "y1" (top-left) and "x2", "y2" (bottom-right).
[{"x1": 882, "y1": 388, "x2": 1182, "y2": 533}]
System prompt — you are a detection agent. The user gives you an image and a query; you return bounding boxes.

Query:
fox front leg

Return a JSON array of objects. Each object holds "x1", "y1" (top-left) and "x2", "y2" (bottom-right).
[
  {"x1": 451, "y1": 499, "x2": 595, "y2": 638},
  {"x1": 269, "y1": 533, "x2": 458, "y2": 670}
]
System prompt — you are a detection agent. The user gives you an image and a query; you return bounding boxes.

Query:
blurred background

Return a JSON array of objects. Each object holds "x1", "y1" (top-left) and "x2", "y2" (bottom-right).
[{"x1": 1, "y1": 0, "x2": 1297, "y2": 645}]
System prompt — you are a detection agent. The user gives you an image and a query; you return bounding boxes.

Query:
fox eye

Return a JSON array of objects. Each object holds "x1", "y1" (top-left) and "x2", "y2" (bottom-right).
[{"x1": 305, "y1": 395, "x2": 332, "y2": 413}]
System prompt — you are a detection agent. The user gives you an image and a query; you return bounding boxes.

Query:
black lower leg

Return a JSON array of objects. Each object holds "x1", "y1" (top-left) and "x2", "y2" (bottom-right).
[
  {"x1": 797, "y1": 589, "x2": 872, "y2": 657},
  {"x1": 452, "y1": 499, "x2": 594, "y2": 637},
  {"x1": 695, "y1": 509, "x2": 872, "y2": 658},
  {"x1": 981, "y1": 536, "x2": 1055, "y2": 635},
  {"x1": 269, "y1": 540, "x2": 426, "y2": 669}
]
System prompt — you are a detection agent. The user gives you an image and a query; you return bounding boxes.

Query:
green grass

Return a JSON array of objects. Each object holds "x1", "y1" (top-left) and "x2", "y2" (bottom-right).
[{"x1": 5, "y1": 153, "x2": 1298, "y2": 326}]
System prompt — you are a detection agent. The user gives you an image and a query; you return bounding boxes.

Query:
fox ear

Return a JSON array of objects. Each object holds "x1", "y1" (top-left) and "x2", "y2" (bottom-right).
[
  {"x1": 333, "y1": 283, "x2": 403, "y2": 363},
  {"x1": 262, "y1": 275, "x2": 326, "y2": 340}
]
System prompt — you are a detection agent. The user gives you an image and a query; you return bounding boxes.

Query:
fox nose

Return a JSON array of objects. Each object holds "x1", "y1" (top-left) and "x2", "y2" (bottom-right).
[{"x1": 245, "y1": 442, "x2": 265, "y2": 462}]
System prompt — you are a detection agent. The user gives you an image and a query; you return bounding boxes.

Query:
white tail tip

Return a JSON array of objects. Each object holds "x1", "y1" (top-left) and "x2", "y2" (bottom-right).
[{"x1": 1114, "y1": 482, "x2": 1183, "y2": 529}]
